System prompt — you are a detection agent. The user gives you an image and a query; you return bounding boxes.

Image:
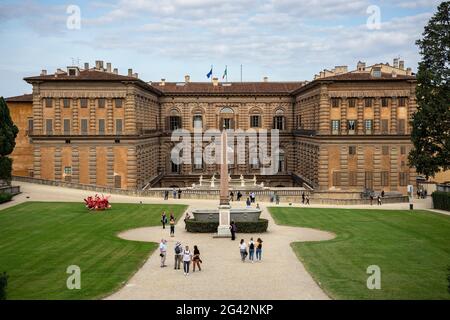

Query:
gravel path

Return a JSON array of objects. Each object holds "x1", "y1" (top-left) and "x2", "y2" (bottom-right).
[{"x1": 1, "y1": 182, "x2": 440, "y2": 299}]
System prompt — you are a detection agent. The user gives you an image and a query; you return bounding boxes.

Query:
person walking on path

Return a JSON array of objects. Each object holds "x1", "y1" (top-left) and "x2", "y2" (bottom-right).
[
  {"x1": 182, "y1": 246, "x2": 193, "y2": 276},
  {"x1": 174, "y1": 242, "x2": 182, "y2": 270},
  {"x1": 237, "y1": 191, "x2": 242, "y2": 201},
  {"x1": 178, "y1": 188, "x2": 182, "y2": 199},
  {"x1": 301, "y1": 192, "x2": 305, "y2": 204},
  {"x1": 230, "y1": 220, "x2": 237, "y2": 241},
  {"x1": 275, "y1": 193, "x2": 280, "y2": 205},
  {"x1": 381, "y1": 190, "x2": 385, "y2": 198},
  {"x1": 184, "y1": 212, "x2": 190, "y2": 230},
  {"x1": 161, "y1": 211, "x2": 168, "y2": 229},
  {"x1": 169, "y1": 217, "x2": 175, "y2": 237},
  {"x1": 305, "y1": 195, "x2": 310, "y2": 205},
  {"x1": 192, "y1": 245, "x2": 202, "y2": 272},
  {"x1": 164, "y1": 190, "x2": 169, "y2": 200},
  {"x1": 230, "y1": 191, "x2": 234, "y2": 201},
  {"x1": 239, "y1": 239, "x2": 248, "y2": 262},
  {"x1": 377, "y1": 195, "x2": 382, "y2": 206},
  {"x1": 159, "y1": 239, "x2": 167, "y2": 267},
  {"x1": 248, "y1": 238, "x2": 255, "y2": 263},
  {"x1": 172, "y1": 188, "x2": 177, "y2": 199},
  {"x1": 246, "y1": 197, "x2": 251, "y2": 208},
  {"x1": 256, "y1": 238, "x2": 263, "y2": 261}
]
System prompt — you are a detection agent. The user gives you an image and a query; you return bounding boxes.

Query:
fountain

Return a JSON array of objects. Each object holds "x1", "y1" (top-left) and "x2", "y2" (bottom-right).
[{"x1": 188, "y1": 126, "x2": 266, "y2": 236}]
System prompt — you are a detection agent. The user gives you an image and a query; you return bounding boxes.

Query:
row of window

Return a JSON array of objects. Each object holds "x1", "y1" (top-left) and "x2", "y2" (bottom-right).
[
  {"x1": 43, "y1": 118, "x2": 123, "y2": 135},
  {"x1": 347, "y1": 145, "x2": 408, "y2": 156},
  {"x1": 330, "y1": 97, "x2": 408, "y2": 108},
  {"x1": 45, "y1": 98, "x2": 123, "y2": 108},
  {"x1": 330, "y1": 119, "x2": 406, "y2": 134},
  {"x1": 332, "y1": 171, "x2": 410, "y2": 187},
  {"x1": 168, "y1": 115, "x2": 286, "y2": 131}
]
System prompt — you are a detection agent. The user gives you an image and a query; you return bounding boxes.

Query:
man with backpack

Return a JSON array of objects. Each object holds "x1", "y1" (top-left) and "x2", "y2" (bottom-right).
[{"x1": 174, "y1": 242, "x2": 183, "y2": 270}]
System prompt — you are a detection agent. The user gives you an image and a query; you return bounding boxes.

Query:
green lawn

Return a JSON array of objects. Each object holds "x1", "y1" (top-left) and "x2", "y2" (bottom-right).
[
  {"x1": 269, "y1": 207, "x2": 450, "y2": 300},
  {"x1": 0, "y1": 201, "x2": 187, "y2": 300}
]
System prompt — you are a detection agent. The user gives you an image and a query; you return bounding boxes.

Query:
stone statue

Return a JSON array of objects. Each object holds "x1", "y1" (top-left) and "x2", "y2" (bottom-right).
[
  {"x1": 199, "y1": 175, "x2": 203, "y2": 186},
  {"x1": 253, "y1": 175, "x2": 257, "y2": 185}
]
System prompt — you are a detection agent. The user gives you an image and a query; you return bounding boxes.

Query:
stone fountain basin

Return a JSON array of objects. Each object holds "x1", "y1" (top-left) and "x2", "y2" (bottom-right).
[{"x1": 191, "y1": 208, "x2": 262, "y2": 222}]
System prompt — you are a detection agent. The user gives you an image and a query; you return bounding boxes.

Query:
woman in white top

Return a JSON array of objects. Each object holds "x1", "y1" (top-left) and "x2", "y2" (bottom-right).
[
  {"x1": 239, "y1": 239, "x2": 247, "y2": 262},
  {"x1": 182, "y1": 246, "x2": 193, "y2": 275}
]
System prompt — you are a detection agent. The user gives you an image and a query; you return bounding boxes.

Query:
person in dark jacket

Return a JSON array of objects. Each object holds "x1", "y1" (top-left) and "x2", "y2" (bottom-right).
[{"x1": 230, "y1": 220, "x2": 237, "y2": 241}]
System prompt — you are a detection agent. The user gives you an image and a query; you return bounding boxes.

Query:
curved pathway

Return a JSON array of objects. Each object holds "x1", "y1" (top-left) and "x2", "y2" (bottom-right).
[{"x1": 106, "y1": 201, "x2": 335, "y2": 300}]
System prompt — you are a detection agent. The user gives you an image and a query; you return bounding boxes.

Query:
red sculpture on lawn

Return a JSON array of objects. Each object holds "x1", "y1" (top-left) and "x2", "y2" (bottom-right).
[{"x1": 84, "y1": 194, "x2": 111, "y2": 211}]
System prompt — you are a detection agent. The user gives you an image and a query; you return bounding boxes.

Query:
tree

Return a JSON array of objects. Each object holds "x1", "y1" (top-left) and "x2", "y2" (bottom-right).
[
  {"x1": 409, "y1": 2, "x2": 450, "y2": 179},
  {"x1": 0, "y1": 97, "x2": 19, "y2": 185}
]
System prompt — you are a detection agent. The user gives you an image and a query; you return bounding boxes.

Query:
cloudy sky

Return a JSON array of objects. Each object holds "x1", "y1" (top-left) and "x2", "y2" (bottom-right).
[{"x1": 0, "y1": 0, "x2": 444, "y2": 97}]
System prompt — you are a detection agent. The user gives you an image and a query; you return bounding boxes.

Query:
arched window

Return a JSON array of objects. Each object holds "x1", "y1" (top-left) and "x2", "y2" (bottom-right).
[
  {"x1": 219, "y1": 107, "x2": 235, "y2": 129},
  {"x1": 168, "y1": 109, "x2": 182, "y2": 131},
  {"x1": 249, "y1": 108, "x2": 261, "y2": 128},
  {"x1": 273, "y1": 109, "x2": 285, "y2": 130}
]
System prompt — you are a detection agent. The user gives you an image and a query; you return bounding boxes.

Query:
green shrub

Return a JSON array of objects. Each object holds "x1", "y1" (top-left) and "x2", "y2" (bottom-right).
[
  {"x1": 432, "y1": 191, "x2": 450, "y2": 211},
  {"x1": 186, "y1": 219, "x2": 268, "y2": 233},
  {"x1": 0, "y1": 193, "x2": 12, "y2": 204},
  {"x1": 0, "y1": 272, "x2": 8, "y2": 300}
]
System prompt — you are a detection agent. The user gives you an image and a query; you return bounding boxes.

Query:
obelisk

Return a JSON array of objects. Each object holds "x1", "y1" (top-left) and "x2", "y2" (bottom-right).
[{"x1": 217, "y1": 126, "x2": 232, "y2": 237}]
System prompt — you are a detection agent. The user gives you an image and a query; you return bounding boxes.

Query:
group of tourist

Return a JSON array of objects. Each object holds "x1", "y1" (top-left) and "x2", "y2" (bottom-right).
[
  {"x1": 163, "y1": 188, "x2": 183, "y2": 200},
  {"x1": 159, "y1": 240, "x2": 202, "y2": 276},
  {"x1": 161, "y1": 211, "x2": 176, "y2": 236},
  {"x1": 417, "y1": 188, "x2": 428, "y2": 199},
  {"x1": 301, "y1": 192, "x2": 310, "y2": 205},
  {"x1": 239, "y1": 237, "x2": 263, "y2": 263}
]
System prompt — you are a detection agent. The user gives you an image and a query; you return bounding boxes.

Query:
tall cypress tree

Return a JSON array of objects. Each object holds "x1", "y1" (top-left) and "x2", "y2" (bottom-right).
[
  {"x1": 0, "y1": 97, "x2": 19, "y2": 185},
  {"x1": 409, "y1": 2, "x2": 450, "y2": 179}
]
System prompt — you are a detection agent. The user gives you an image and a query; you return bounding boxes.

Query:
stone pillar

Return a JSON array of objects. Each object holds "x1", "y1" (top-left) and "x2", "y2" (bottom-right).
[
  {"x1": 33, "y1": 145, "x2": 41, "y2": 178},
  {"x1": 32, "y1": 84, "x2": 43, "y2": 134},
  {"x1": 357, "y1": 98, "x2": 364, "y2": 134},
  {"x1": 374, "y1": 97, "x2": 381, "y2": 134},
  {"x1": 127, "y1": 146, "x2": 137, "y2": 190},
  {"x1": 390, "y1": 146, "x2": 398, "y2": 191},
  {"x1": 340, "y1": 146, "x2": 348, "y2": 187},
  {"x1": 89, "y1": 98, "x2": 96, "y2": 133},
  {"x1": 317, "y1": 146, "x2": 329, "y2": 190},
  {"x1": 125, "y1": 85, "x2": 137, "y2": 135},
  {"x1": 107, "y1": 146, "x2": 114, "y2": 187},
  {"x1": 89, "y1": 147, "x2": 96, "y2": 185},
  {"x1": 106, "y1": 98, "x2": 114, "y2": 134},
  {"x1": 71, "y1": 147, "x2": 79, "y2": 183},
  {"x1": 340, "y1": 98, "x2": 347, "y2": 134},
  {"x1": 54, "y1": 147, "x2": 62, "y2": 181},
  {"x1": 55, "y1": 98, "x2": 61, "y2": 134},
  {"x1": 318, "y1": 85, "x2": 330, "y2": 135},
  {"x1": 373, "y1": 146, "x2": 381, "y2": 190},
  {"x1": 390, "y1": 98, "x2": 398, "y2": 134},
  {"x1": 357, "y1": 146, "x2": 365, "y2": 188},
  {"x1": 72, "y1": 98, "x2": 79, "y2": 134},
  {"x1": 217, "y1": 128, "x2": 231, "y2": 237}
]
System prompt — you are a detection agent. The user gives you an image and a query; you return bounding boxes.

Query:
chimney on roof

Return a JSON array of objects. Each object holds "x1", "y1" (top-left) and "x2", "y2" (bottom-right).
[
  {"x1": 393, "y1": 58, "x2": 399, "y2": 69},
  {"x1": 41, "y1": 69, "x2": 47, "y2": 76},
  {"x1": 106, "y1": 62, "x2": 112, "y2": 73},
  {"x1": 113, "y1": 68, "x2": 118, "y2": 74},
  {"x1": 334, "y1": 66, "x2": 348, "y2": 74},
  {"x1": 212, "y1": 77, "x2": 219, "y2": 86},
  {"x1": 399, "y1": 60, "x2": 405, "y2": 70},
  {"x1": 392, "y1": 70, "x2": 397, "y2": 78},
  {"x1": 406, "y1": 67, "x2": 412, "y2": 75},
  {"x1": 263, "y1": 76, "x2": 268, "y2": 82},
  {"x1": 84, "y1": 62, "x2": 89, "y2": 70},
  {"x1": 133, "y1": 73, "x2": 138, "y2": 78},
  {"x1": 357, "y1": 61, "x2": 366, "y2": 71},
  {"x1": 95, "y1": 60, "x2": 100, "y2": 70},
  {"x1": 128, "y1": 69, "x2": 133, "y2": 77},
  {"x1": 185, "y1": 75, "x2": 190, "y2": 83},
  {"x1": 160, "y1": 78, "x2": 166, "y2": 86}
]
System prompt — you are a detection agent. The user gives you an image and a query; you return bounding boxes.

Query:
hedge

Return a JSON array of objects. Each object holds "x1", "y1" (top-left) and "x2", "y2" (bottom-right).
[
  {"x1": 432, "y1": 191, "x2": 450, "y2": 211},
  {"x1": 0, "y1": 193, "x2": 12, "y2": 204},
  {"x1": 0, "y1": 272, "x2": 8, "y2": 300},
  {"x1": 186, "y1": 219, "x2": 269, "y2": 233}
]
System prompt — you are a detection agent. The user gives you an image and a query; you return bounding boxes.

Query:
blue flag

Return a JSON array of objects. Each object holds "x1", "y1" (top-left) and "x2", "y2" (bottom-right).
[{"x1": 206, "y1": 66, "x2": 213, "y2": 79}]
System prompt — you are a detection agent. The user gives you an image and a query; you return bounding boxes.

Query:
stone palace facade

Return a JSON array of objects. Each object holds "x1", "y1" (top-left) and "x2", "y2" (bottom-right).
[{"x1": 6, "y1": 59, "x2": 417, "y2": 194}]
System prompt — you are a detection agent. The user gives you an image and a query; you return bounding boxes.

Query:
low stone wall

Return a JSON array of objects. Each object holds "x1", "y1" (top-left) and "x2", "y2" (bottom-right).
[
  {"x1": 0, "y1": 185, "x2": 21, "y2": 195},
  {"x1": 12, "y1": 176, "x2": 409, "y2": 205}
]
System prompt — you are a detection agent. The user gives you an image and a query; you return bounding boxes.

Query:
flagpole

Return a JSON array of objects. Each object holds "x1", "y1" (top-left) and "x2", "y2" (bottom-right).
[{"x1": 240, "y1": 64, "x2": 242, "y2": 83}]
